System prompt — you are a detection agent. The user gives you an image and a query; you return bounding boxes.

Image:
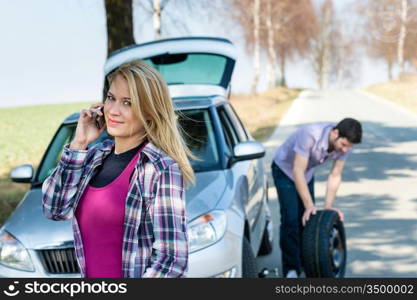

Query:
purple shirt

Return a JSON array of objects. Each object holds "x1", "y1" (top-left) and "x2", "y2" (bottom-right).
[
  {"x1": 273, "y1": 123, "x2": 349, "y2": 182},
  {"x1": 75, "y1": 148, "x2": 140, "y2": 278}
]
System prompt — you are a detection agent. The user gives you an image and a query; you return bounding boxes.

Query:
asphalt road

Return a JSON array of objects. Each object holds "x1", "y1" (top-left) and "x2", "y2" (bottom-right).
[{"x1": 256, "y1": 89, "x2": 417, "y2": 278}]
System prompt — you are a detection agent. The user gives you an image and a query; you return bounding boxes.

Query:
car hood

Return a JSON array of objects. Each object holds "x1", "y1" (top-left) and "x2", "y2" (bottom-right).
[
  {"x1": 185, "y1": 170, "x2": 228, "y2": 221},
  {"x1": 3, "y1": 170, "x2": 227, "y2": 249}
]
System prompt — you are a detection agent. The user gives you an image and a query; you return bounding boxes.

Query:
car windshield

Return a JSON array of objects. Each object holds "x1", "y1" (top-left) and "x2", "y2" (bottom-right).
[
  {"x1": 34, "y1": 108, "x2": 219, "y2": 184},
  {"x1": 143, "y1": 53, "x2": 228, "y2": 86}
]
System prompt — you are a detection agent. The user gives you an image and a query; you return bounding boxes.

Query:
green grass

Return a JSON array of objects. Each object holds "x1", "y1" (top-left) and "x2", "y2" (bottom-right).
[
  {"x1": 0, "y1": 101, "x2": 94, "y2": 226},
  {"x1": 0, "y1": 102, "x2": 94, "y2": 177}
]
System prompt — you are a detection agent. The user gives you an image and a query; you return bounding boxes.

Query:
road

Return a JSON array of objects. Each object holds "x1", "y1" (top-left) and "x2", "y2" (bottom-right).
[{"x1": 256, "y1": 89, "x2": 417, "y2": 277}]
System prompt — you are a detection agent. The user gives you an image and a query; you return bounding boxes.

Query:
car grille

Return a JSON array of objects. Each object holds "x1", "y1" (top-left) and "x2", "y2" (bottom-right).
[{"x1": 38, "y1": 248, "x2": 80, "y2": 274}]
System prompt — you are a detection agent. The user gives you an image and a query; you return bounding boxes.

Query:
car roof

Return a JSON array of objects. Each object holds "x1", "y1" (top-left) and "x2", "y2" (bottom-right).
[{"x1": 62, "y1": 95, "x2": 226, "y2": 124}]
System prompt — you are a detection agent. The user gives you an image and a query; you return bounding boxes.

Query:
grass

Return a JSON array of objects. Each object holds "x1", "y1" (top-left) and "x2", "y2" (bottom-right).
[
  {"x1": 0, "y1": 101, "x2": 94, "y2": 226},
  {"x1": 365, "y1": 73, "x2": 417, "y2": 114},
  {"x1": 0, "y1": 88, "x2": 299, "y2": 226}
]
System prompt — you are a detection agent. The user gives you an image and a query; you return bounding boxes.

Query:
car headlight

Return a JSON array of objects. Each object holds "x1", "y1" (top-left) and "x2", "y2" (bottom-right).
[
  {"x1": 0, "y1": 230, "x2": 34, "y2": 271},
  {"x1": 188, "y1": 210, "x2": 227, "y2": 253}
]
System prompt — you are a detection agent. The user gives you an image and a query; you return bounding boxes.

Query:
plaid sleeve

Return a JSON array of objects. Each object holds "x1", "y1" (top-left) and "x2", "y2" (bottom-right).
[
  {"x1": 41, "y1": 143, "x2": 90, "y2": 221},
  {"x1": 142, "y1": 162, "x2": 188, "y2": 278}
]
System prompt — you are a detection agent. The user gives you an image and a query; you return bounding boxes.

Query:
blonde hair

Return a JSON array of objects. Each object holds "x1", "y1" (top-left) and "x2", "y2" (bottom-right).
[{"x1": 106, "y1": 61, "x2": 196, "y2": 187}]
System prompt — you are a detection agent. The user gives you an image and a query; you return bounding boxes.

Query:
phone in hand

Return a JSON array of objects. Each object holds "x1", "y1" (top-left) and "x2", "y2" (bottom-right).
[{"x1": 95, "y1": 106, "x2": 105, "y2": 129}]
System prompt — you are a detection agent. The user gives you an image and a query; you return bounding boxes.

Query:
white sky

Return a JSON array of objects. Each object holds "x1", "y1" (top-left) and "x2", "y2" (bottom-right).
[{"x1": 0, "y1": 0, "x2": 400, "y2": 108}]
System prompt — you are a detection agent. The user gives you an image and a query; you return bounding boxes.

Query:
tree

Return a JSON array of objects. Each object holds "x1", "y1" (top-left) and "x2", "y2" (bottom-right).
[
  {"x1": 261, "y1": 0, "x2": 315, "y2": 87},
  {"x1": 136, "y1": 0, "x2": 204, "y2": 40},
  {"x1": 397, "y1": 0, "x2": 408, "y2": 74},
  {"x1": 330, "y1": 27, "x2": 361, "y2": 87},
  {"x1": 228, "y1": 0, "x2": 262, "y2": 95},
  {"x1": 251, "y1": 0, "x2": 261, "y2": 95},
  {"x1": 308, "y1": 0, "x2": 337, "y2": 89},
  {"x1": 360, "y1": 0, "x2": 417, "y2": 79},
  {"x1": 104, "y1": 0, "x2": 135, "y2": 56}
]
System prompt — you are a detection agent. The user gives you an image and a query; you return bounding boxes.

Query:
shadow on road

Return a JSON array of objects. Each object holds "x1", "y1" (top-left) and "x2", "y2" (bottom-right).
[{"x1": 327, "y1": 193, "x2": 417, "y2": 277}]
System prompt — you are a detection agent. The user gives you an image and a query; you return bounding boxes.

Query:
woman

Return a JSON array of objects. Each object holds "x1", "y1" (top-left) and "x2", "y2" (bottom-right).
[{"x1": 42, "y1": 61, "x2": 195, "y2": 278}]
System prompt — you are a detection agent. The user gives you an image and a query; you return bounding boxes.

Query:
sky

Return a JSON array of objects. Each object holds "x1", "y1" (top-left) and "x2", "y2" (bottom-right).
[{"x1": 0, "y1": 0, "x2": 399, "y2": 108}]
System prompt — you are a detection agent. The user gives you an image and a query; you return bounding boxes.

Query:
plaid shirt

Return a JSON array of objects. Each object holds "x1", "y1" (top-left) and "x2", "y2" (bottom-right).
[{"x1": 42, "y1": 139, "x2": 188, "y2": 278}]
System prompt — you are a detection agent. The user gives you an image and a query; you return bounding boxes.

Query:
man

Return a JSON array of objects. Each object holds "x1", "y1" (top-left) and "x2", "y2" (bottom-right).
[{"x1": 271, "y1": 118, "x2": 362, "y2": 278}]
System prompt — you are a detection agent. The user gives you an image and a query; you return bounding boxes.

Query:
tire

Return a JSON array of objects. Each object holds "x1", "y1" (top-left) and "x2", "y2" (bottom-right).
[
  {"x1": 242, "y1": 237, "x2": 258, "y2": 278},
  {"x1": 301, "y1": 210, "x2": 347, "y2": 278},
  {"x1": 258, "y1": 221, "x2": 273, "y2": 256}
]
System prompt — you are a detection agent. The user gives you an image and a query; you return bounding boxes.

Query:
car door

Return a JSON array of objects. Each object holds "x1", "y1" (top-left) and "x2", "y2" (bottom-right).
[
  {"x1": 224, "y1": 104, "x2": 265, "y2": 229},
  {"x1": 216, "y1": 103, "x2": 263, "y2": 234}
]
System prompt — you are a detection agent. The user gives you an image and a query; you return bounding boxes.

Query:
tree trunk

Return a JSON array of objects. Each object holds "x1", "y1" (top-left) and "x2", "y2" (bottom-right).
[
  {"x1": 320, "y1": 2, "x2": 332, "y2": 90},
  {"x1": 266, "y1": 0, "x2": 278, "y2": 89},
  {"x1": 279, "y1": 49, "x2": 287, "y2": 87},
  {"x1": 397, "y1": 0, "x2": 408, "y2": 77},
  {"x1": 251, "y1": 0, "x2": 260, "y2": 95},
  {"x1": 388, "y1": 59, "x2": 393, "y2": 81},
  {"x1": 153, "y1": 0, "x2": 162, "y2": 40},
  {"x1": 104, "y1": 0, "x2": 135, "y2": 56}
]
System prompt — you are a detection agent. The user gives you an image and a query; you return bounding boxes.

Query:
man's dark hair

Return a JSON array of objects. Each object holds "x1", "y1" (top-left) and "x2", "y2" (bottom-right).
[{"x1": 334, "y1": 118, "x2": 362, "y2": 144}]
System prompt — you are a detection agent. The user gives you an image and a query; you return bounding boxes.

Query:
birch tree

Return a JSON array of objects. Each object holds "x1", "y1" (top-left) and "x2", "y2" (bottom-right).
[
  {"x1": 359, "y1": 0, "x2": 417, "y2": 79},
  {"x1": 252, "y1": 0, "x2": 261, "y2": 94},
  {"x1": 136, "y1": 0, "x2": 203, "y2": 40},
  {"x1": 397, "y1": 0, "x2": 408, "y2": 75},
  {"x1": 265, "y1": 0, "x2": 315, "y2": 87},
  {"x1": 309, "y1": 0, "x2": 336, "y2": 89},
  {"x1": 264, "y1": 0, "x2": 277, "y2": 88},
  {"x1": 227, "y1": 0, "x2": 262, "y2": 95}
]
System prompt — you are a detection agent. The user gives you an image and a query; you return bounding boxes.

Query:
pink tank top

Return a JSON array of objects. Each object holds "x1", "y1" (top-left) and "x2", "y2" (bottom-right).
[{"x1": 75, "y1": 147, "x2": 141, "y2": 278}]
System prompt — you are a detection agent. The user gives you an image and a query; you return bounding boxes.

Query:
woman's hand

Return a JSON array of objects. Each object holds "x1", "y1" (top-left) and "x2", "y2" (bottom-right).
[{"x1": 70, "y1": 103, "x2": 106, "y2": 150}]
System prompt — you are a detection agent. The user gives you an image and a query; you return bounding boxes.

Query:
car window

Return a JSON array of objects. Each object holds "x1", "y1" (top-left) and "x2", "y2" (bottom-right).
[
  {"x1": 35, "y1": 108, "x2": 220, "y2": 183},
  {"x1": 217, "y1": 106, "x2": 239, "y2": 151},
  {"x1": 144, "y1": 54, "x2": 229, "y2": 87},
  {"x1": 35, "y1": 125, "x2": 76, "y2": 183},
  {"x1": 224, "y1": 104, "x2": 248, "y2": 142},
  {"x1": 177, "y1": 108, "x2": 220, "y2": 172},
  {"x1": 35, "y1": 126, "x2": 111, "y2": 183}
]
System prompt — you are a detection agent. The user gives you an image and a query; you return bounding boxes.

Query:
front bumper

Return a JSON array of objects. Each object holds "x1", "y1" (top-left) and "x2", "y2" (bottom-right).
[
  {"x1": 0, "y1": 249, "x2": 81, "y2": 278},
  {"x1": 0, "y1": 232, "x2": 242, "y2": 278},
  {"x1": 187, "y1": 230, "x2": 242, "y2": 278}
]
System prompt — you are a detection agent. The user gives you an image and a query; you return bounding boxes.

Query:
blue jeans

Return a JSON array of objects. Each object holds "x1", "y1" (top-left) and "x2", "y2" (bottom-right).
[{"x1": 271, "y1": 162, "x2": 315, "y2": 276}]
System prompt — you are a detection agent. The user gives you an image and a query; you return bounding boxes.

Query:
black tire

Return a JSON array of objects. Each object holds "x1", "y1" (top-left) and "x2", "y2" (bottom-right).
[
  {"x1": 302, "y1": 210, "x2": 347, "y2": 278},
  {"x1": 301, "y1": 210, "x2": 322, "y2": 277},
  {"x1": 242, "y1": 237, "x2": 258, "y2": 278},
  {"x1": 258, "y1": 221, "x2": 273, "y2": 256}
]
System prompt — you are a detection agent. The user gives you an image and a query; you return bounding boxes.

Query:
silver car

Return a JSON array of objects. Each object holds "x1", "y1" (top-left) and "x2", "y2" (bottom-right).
[{"x1": 0, "y1": 37, "x2": 273, "y2": 278}]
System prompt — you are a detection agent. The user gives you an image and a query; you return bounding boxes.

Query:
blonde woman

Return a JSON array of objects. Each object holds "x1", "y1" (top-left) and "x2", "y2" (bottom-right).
[{"x1": 42, "y1": 61, "x2": 195, "y2": 278}]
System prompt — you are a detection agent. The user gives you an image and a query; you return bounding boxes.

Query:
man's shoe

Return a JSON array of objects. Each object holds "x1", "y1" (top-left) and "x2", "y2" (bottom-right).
[{"x1": 285, "y1": 270, "x2": 298, "y2": 278}]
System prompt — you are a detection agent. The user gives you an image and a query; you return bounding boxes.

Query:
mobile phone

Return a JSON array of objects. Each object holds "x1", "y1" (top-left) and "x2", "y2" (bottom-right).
[{"x1": 95, "y1": 106, "x2": 105, "y2": 129}]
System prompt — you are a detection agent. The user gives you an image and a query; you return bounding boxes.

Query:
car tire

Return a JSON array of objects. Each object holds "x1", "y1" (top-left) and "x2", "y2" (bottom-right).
[
  {"x1": 258, "y1": 221, "x2": 273, "y2": 256},
  {"x1": 242, "y1": 237, "x2": 258, "y2": 278},
  {"x1": 301, "y1": 210, "x2": 346, "y2": 278}
]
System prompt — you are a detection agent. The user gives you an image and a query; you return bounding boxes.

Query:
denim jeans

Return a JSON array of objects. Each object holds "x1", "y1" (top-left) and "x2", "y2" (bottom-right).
[{"x1": 271, "y1": 162, "x2": 315, "y2": 276}]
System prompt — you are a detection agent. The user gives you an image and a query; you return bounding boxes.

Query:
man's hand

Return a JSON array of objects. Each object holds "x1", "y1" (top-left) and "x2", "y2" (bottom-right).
[
  {"x1": 302, "y1": 206, "x2": 317, "y2": 226},
  {"x1": 325, "y1": 207, "x2": 344, "y2": 222}
]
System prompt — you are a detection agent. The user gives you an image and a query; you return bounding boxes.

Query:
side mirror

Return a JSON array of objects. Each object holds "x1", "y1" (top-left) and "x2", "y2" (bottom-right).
[
  {"x1": 232, "y1": 141, "x2": 265, "y2": 163},
  {"x1": 10, "y1": 164, "x2": 34, "y2": 183}
]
